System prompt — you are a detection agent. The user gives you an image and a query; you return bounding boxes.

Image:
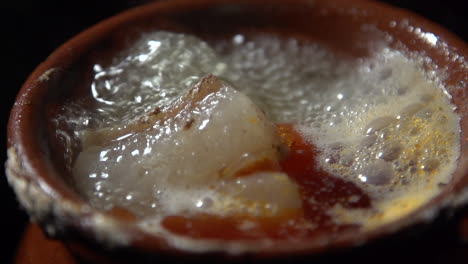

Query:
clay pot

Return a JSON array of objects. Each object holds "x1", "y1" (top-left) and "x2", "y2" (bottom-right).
[{"x1": 6, "y1": 0, "x2": 468, "y2": 262}]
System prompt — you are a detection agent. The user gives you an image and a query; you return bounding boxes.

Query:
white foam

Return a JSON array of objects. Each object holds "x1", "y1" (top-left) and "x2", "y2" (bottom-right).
[{"x1": 216, "y1": 35, "x2": 460, "y2": 226}]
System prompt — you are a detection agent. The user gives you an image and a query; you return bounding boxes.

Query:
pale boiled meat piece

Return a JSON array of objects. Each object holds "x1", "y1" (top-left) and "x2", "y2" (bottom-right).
[{"x1": 73, "y1": 75, "x2": 301, "y2": 217}]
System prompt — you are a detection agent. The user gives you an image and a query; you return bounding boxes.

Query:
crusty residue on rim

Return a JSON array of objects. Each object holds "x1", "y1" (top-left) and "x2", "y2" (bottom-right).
[{"x1": 5, "y1": 147, "x2": 131, "y2": 247}]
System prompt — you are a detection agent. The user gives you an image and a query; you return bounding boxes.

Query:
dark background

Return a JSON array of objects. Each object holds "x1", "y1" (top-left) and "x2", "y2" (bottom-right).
[{"x1": 1, "y1": 0, "x2": 467, "y2": 263}]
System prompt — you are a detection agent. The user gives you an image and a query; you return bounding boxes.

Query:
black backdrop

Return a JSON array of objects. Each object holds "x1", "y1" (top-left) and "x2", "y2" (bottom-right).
[{"x1": 1, "y1": 0, "x2": 467, "y2": 263}]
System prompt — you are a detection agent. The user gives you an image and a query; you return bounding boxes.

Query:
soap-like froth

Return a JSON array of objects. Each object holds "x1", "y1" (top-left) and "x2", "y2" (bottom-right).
[
  {"x1": 62, "y1": 32, "x2": 460, "y2": 230},
  {"x1": 86, "y1": 31, "x2": 228, "y2": 126},
  {"x1": 217, "y1": 34, "x2": 459, "y2": 226}
]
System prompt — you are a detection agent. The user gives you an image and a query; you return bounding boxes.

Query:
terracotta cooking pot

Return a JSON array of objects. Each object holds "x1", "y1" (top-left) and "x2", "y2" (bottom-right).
[{"x1": 6, "y1": 0, "x2": 468, "y2": 262}]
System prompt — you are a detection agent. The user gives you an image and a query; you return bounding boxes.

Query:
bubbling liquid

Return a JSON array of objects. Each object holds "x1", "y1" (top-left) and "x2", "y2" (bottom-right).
[{"x1": 60, "y1": 32, "x2": 460, "y2": 235}]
